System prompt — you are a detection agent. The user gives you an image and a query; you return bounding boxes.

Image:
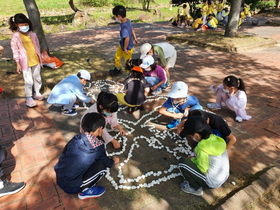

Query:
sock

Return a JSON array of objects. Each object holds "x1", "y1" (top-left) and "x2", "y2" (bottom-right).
[{"x1": 27, "y1": 96, "x2": 32, "y2": 100}]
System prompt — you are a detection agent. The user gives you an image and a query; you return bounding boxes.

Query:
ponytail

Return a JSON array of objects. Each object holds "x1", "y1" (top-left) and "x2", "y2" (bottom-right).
[
  {"x1": 9, "y1": 16, "x2": 18, "y2": 32},
  {"x1": 238, "y1": 78, "x2": 246, "y2": 92}
]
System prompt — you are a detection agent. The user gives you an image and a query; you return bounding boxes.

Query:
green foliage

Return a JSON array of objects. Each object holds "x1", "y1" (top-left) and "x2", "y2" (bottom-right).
[
  {"x1": 251, "y1": 1, "x2": 276, "y2": 10},
  {"x1": 80, "y1": 0, "x2": 110, "y2": 7},
  {"x1": 41, "y1": 14, "x2": 75, "y2": 25},
  {"x1": 112, "y1": 0, "x2": 127, "y2": 7}
]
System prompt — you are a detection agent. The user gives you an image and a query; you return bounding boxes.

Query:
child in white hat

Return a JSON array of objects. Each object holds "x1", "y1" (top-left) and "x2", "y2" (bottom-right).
[{"x1": 159, "y1": 81, "x2": 202, "y2": 129}]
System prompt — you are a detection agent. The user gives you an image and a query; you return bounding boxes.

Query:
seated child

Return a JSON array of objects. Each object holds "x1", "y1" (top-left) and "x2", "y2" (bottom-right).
[
  {"x1": 116, "y1": 66, "x2": 150, "y2": 113},
  {"x1": 55, "y1": 113, "x2": 119, "y2": 199},
  {"x1": 81, "y1": 91, "x2": 126, "y2": 149},
  {"x1": 171, "y1": 14, "x2": 180, "y2": 27},
  {"x1": 178, "y1": 116, "x2": 230, "y2": 196},
  {"x1": 178, "y1": 109, "x2": 236, "y2": 150},
  {"x1": 140, "y1": 55, "x2": 167, "y2": 95},
  {"x1": 192, "y1": 14, "x2": 203, "y2": 31},
  {"x1": 159, "y1": 81, "x2": 202, "y2": 129},
  {"x1": 207, "y1": 13, "x2": 218, "y2": 29},
  {"x1": 207, "y1": 75, "x2": 251, "y2": 122}
]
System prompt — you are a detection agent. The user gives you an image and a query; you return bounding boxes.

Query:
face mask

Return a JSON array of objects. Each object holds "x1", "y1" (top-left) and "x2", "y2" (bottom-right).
[
  {"x1": 173, "y1": 99, "x2": 185, "y2": 104},
  {"x1": 103, "y1": 111, "x2": 113, "y2": 117},
  {"x1": 144, "y1": 67, "x2": 151, "y2": 72},
  {"x1": 19, "y1": 25, "x2": 29, "y2": 33},
  {"x1": 223, "y1": 89, "x2": 229, "y2": 93}
]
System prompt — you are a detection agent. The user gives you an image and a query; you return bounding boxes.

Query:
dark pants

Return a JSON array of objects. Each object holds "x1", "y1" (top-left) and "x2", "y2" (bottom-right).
[
  {"x1": 61, "y1": 159, "x2": 107, "y2": 194},
  {"x1": 178, "y1": 157, "x2": 209, "y2": 190},
  {"x1": 0, "y1": 145, "x2": 7, "y2": 178}
]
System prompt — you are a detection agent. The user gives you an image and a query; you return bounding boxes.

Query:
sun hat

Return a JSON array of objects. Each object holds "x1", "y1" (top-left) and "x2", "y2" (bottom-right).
[
  {"x1": 179, "y1": 116, "x2": 207, "y2": 137},
  {"x1": 77, "y1": 70, "x2": 91, "y2": 81},
  {"x1": 140, "y1": 43, "x2": 152, "y2": 59},
  {"x1": 167, "y1": 81, "x2": 188, "y2": 98},
  {"x1": 131, "y1": 66, "x2": 143, "y2": 73},
  {"x1": 139, "y1": 55, "x2": 154, "y2": 70}
]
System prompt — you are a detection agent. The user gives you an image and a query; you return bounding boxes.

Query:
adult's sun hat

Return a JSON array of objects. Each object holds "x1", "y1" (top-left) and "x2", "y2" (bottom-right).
[
  {"x1": 77, "y1": 69, "x2": 91, "y2": 81},
  {"x1": 139, "y1": 55, "x2": 154, "y2": 70},
  {"x1": 167, "y1": 81, "x2": 188, "y2": 98},
  {"x1": 131, "y1": 66, "x2": 143, "y2": 73},
  {"x1": 140, "y1": 43, "x2": 152, "y2": 59}
]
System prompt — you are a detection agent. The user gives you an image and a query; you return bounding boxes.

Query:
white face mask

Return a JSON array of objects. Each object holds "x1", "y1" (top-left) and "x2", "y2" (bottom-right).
[
  {"x1": 223, "y1": 88, "x2": 229, "y2": 93},
  {"x1": 19, "y1": 25, "x2": 29, "y2": 33},
  {"x1": 144, "y1": 67, "x2": 151, "y2": 71},
  {"x1": 173, "y1": 99, "x2": 185, "y2": 104},
  {"x1": 192, "y1": 137, "x2": 198, "y2": 142}
]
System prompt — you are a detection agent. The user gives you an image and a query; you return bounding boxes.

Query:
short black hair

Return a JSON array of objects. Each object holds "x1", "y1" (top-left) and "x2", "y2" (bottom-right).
[
  {"x1": 188, "y1": 109, "x2": 208, "y2": 121},
  {"x1": 81, "y1": 113, "x2": 105, "y2": 133},
  {"x1": 112, "y1": 5, "x2": 126, "y2": 17},
  {"x1": 97, "y1": 91, "x2": 119, "y2": 113}
]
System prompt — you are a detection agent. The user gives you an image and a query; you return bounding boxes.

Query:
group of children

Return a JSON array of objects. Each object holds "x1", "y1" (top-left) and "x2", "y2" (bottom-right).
[{"x1": 2, "y1": 5, "x2": 251, "y2": 199}]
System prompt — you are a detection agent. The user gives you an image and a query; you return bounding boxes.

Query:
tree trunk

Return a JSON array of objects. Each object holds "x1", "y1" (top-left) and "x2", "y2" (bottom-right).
[
  {"x1": 224, "y1": 0, "x2": 242, "y2": 37},
  {"x1": 69, "y1": 0, "x2": 80, "y2": 12},
  {"x1": 276, "y1": 0, "x2": 280, "y2": 8},
  {"x1": 23, "y1": 0, "x2": 48, "y2": 53}
]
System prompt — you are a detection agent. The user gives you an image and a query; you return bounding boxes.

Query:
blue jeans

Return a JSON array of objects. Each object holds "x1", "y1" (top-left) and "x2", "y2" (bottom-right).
[{"x1": 145, "y1": 77, "x2": 166, "y2": 92}]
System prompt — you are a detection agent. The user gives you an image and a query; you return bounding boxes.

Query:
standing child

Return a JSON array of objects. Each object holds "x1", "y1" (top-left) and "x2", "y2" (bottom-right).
[
  {"x1": 55, "y1": 113, "x2": 119, "y2": 199},
  {"x1": 140, "y1": 55, "x2": 167, "y2": 95},
  {"x1": 109, "y1": 5, "x2": 139, "y2": 76},
  {"x1": 140, "y1": 42, "x2": 177, "y2": 87},
  {"x1": 178, "y1": 4, "x2": 189, "y2": 28},
  {"x1": 207, "y1": 75, "x2": 251, "y2": 122},
  {"x1": 9, "y1": 13, "x2": 44, "y2": 107},
  {"x1": 178, "y1": 116, "x2": 229, "y2": 196},
  {"x1": 116, "y1": 65, "x2": 150, "y2": 113},
  {"x1": 81, "y1": 91, "x2": 126, "y2": 149},
  {"x1": 159, "y1": 81, "x2": 202, "y2": 129}
]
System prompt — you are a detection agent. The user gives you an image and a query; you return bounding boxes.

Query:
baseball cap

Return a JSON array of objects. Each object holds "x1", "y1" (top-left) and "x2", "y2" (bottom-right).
[
  {"x1": 139, "y1": 55, "x2": 154, "y2": 70},
  {"x1": 167, "y1": 81, "x2": 188, "y2": 98},
  {"x1": 140, "y1": 43, "x2": 152, "y2": 59},
  {"x1": 131, "y1": 66, "x2": 143, "y2": 73},
  {"x1": 179, "y1": 116, "x2": 207, "y2": 137},
  {"x1": 77, "y1": 70, "x2": 91, "y2": 81}
]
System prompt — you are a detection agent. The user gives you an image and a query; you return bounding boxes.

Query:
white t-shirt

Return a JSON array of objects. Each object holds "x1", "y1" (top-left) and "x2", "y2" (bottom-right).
[{"x1": 154, "y1": 43, "x2": 175, "y2": 58}]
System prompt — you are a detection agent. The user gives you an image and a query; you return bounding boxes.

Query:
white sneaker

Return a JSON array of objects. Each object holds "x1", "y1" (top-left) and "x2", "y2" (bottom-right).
[
  {"x1": 235, "y1": 115, "x2": 243, "y2": 122},
  {"x1": 26, "y1": 98, "x2": 37, "y2": 107},
  {"x1": 180, "y1": 181, "x2": 203, "y2": 196},
  {"x1": 33, "y1": 93, "x2": 44, "y2": 100}
]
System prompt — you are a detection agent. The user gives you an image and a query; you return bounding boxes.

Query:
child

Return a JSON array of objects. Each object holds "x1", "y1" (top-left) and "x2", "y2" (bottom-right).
[
  {"x1": 178, "y1": 116, "x2": 229, "y2": 196},
  {"x1": 140, "y1": 42, "x2": 177, "y2": 86},
  {"x1": 178, "y1": 4, "x2": 188, "y2": 28},
  {"x1": 201, "y1": 1, "x2": 209, "y2": 24},
  {"x1": 159, "y1": 81, "x2": 202, "y2": 129},
  {"x1": 170, "y1": 14, "x2": 180, "y2": 27},
  {"x1": 207, "y1": 75, "x2": 252, "y2": 122},
  {"x1": 109, "y1": 5, "x2": 139, "y2": 76},
  {"x1": 116, "y1": 66, "x2": 150, "y2": 113},
  {"x1": 55, "y1": 113, "x2": 119, "y2": 199},
  {"x1": 178, "y1": 109, "x2": 237, "y2": 150},
  {"x1": 9, "y1": 13, "x2": 44, "y2": 108},
  {"x1": 192, "y1": 14, "x2": 203, "y2": 31},
  {"x1": 140, "y1": 55, "x2": 167, "y2": 95},
  {"x1": 47, "y1": 70, "x2": 95, "y2": 116},
  {"x1": 207, "y1": 13, "x2": 218, "y2": 30},
  {"x1": 81, "y1": 91, "x2": 126, "y2": 149}
]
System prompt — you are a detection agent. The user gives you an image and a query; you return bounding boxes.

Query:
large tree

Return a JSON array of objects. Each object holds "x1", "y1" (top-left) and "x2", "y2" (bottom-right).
[
  {"x1": 224, "y1": 0, "x2": 243, "y2": 37},
  {"x1": 23, "y1": 0, "x2": 48, "y2": 52}
]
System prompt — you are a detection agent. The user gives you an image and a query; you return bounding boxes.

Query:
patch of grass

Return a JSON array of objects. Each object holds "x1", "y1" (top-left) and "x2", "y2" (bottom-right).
[{"x1": 41, "y1": 14, "x2": 75, "y2": 25}]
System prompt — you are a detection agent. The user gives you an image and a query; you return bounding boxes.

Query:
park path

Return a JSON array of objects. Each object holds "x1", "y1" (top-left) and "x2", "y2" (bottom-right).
[{"x1": 0, "y1": 18, "x2": 280, "y2": 209}]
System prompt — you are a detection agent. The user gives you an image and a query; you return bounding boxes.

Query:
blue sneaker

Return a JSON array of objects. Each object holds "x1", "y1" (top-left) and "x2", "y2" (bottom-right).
[
  {"x1": 61, "y1": 109, "x2": 77, "y2": 116},
  {"x1": 166, "y1": 119, "x2": 181, "y2": 129},
  {"x1": 78, "y1": 186, "x2": 106, "y2": 200}
]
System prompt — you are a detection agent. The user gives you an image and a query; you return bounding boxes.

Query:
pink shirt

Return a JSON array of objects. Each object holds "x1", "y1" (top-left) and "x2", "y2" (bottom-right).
[{"x1": 10, "y1": 31, "x2": 42, "y2": 71}]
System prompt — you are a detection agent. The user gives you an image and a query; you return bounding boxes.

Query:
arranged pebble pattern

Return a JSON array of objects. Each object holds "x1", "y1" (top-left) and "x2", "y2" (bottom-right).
[{"x1": 85, "y1": 80, "x2": 192, "y2": 190}]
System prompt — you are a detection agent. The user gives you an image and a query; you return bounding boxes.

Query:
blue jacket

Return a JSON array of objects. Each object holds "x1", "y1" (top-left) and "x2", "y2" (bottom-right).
[
  {"x1": 54, "y1": 134, "x2": 114, "y2": 192},
  {"x1": 47, "y1": 75, "x2": 91, "y2": 105}
]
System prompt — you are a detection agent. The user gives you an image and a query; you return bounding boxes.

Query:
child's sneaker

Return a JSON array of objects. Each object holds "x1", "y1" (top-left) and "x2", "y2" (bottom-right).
[
  {"x1": 0, "y1": 179, "x2": 26, "y2": 197},
  {"x1": 151, "y1": 89, "x2": 162, "y2": 95},
  {"x1": 167, "y1": 119, "x2": 181, "y2": 129},
  {"x1": 109, "y1": 67, "x2": 122, "y2": 76},
  {"x1": 78, "y1": 186, "x2": 105, "y2": 200},
  {"x1": 72, "y1": 103, "x2": 79, "y2": 109},
  {"x1": 235, "y1": 115, "x2": 242, "y2": 123},
  {"x1": 26, "y1": 98, "x2": 37, "y2": 108},
  {"x1": 61, "y1": 109, "x2": 77, "y2": 116},
  {"x1": 207, "y1": 103, "x2": 221, "y2": 110},
  {"x1": 180, "y1": 180, "x2": 203, "y2": 196},
  {"x1": 33, "y1": 93, "x2": 44, "y2": 100}
]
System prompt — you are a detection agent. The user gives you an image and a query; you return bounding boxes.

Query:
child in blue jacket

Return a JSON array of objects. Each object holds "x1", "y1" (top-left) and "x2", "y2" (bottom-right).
[{"x1": 54, "y1": 113, "x2": 119, "y2": 200}]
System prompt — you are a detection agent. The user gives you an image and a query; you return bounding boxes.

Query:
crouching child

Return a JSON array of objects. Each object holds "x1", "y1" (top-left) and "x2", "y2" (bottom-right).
[{"x1": 54, "y1": 113, "x2": 119, "y2": 199}]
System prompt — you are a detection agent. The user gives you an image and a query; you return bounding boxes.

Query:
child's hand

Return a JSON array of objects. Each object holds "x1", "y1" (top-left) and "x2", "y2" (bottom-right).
[
  {"x1": 119, "y1": 128, "x2": 126, "y2": 136},
  {"x1": 124, "y1": 49, "x2": 129, "y2": 54},
  {"x1": 176, "y1": 113, "x2": 184, "y2": 119},
  {"x1": 151, "y1": 86, "x2": 157, "y2": 91},
  {"x1": 134, "y1": 39, "x2": 139, "y2": 45},
  {"x1": 113, "y1": 157, "x2": 120, "y2": 164}
]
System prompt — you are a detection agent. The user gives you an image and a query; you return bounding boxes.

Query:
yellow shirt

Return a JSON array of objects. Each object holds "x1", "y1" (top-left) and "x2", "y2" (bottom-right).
[
  {"x1": 193, "y1": 18, "x2": 203, "y2": 29},
  {"x1": 208, "y1": 17, "x2": 218, "y2": 28},
  {"x1": 217, "y1": 3, "x2": 224, "y2": 12},
  {"x1": 180, "y1": 8, "x2": 188, "y2": 16},
  {"x1": 201, "y1": 5, "x2": 208, "y2": 15},
  {"x1": 20, "y1": 33, "x2": 39, "y2": 67}
]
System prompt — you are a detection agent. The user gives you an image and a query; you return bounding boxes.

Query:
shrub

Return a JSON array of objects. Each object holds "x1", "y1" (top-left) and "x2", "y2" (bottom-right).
[
  {"x1": 80, "y1": 0, "x2": 110, "y2": 7},
  {"x1": 112, "y1": 0, "x2": 127, "y2": 7}
]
